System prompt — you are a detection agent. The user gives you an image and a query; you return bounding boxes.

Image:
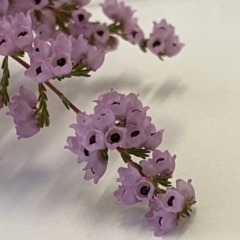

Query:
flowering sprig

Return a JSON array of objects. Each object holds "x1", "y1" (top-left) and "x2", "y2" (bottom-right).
[
  {"x1": 0, "y1": 0, "x2": 196, "y2": 237},
  {"x1": 65, "y1": 89, "x2": 196, "y2": 236}
]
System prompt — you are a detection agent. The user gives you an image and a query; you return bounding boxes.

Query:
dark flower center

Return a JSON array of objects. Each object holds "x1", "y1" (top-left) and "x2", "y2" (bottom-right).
[
  {"x1": 35, "y1": 48, "x2": 40, "y2": 52},
  {"x1": 35, "y1": 0, "x2": 41, "y2": 4},
  {"x1": 132, "y1": 31, "x2": 138, "y2": 38},
  {"x1": 156, "y1": 158, "x2": 164, "y2": 163},
  {"x1": 89, "y1": 135, "x2": 96, "y2": 145},
  {"x1": 97, "y1": 30, "x2": 104, "y2": 36},
  {"x1": 78, "y1": 14, "x2": 84, "y2": 22},
  {"x1": 167, "y1": 196, "x2": 175, "y2": 206},
  {"x1": 159, "y1": 217, "x2": 163, "y2": 226},
  {"x1": 160, "y1": 27, "x2": 165, "y2": 30},
  {"x1": 110, "y1": 133, "x2": 120, "y2": 143},
  {"x1": 132, "y1": 109, "x2": 141, "y2": 113},
  {"x1": 18, "y1": 31, "x2": 28, "y2": 37},
  {"x1": 98, "y1": 113, "x2": 106, "y2": 120},
  {"x1": 140, "y1": 186, "x2": 150, "y2": 196},
  {"x1": 56, "y1": 58, "x2": 66, "y2": 67},
  {"x1": 0, "y1": 39, "x2": 6, "y2": 46},
  {"x1": 112, "y1": 101, "x2": 120, "y2": 105},
  {"x1": 36, "y1": 66, "x2": 42, "y2": 75},
  {"x1": 153, "y1": 40, "x2": 161, "y2": 48},
  {"x1": 84, "y1": 148, "x2": 89, "y2": 156},
  {"x1": 130, "y1": 130, "x2": 140, "y2": 138}
]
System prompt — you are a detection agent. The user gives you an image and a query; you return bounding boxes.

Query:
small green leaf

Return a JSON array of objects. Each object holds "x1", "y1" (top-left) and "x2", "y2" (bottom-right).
[
  {"x1": 62, "y1": 96, "x2": 70, "y2": 110},
  {"x1": 100, "y1": 149, "x2": 109, "y2": 162},
  {"x1": 59, "y1": 3, "x2": 77, "y2": 11},
  {"x1": 125, "y1": 148, "x2": 150, "y2": 159},
  {"x1": 34, "y1": 10, "x2": 42, "y2": 22}
]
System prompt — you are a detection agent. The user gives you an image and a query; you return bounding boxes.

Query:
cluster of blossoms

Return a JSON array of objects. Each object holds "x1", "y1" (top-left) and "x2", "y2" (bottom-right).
[
  {"x1": 0, "y1": 0, "x2": 195, "y2": 237},
  {"x1": 66, "y1": 90, "x2": 196, "y2": 236}
]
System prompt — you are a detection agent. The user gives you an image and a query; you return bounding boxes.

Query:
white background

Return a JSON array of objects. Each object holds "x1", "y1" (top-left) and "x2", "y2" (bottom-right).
[{"x1": 1, "y1": 0, "x2": 240, "y2": 239}]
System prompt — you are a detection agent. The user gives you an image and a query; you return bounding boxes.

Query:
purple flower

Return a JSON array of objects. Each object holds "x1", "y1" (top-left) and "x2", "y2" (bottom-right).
[
  {"x1": 71, "y1": 35, "x2": 89, "y2": 63},
  {"x1": 69, "y1": 21, "x2": 94, "y2": 39},
  {"x1": 82, "y1": 129, "x2": 106, "y2": 151},
  {"x1": 50, "y1": 51, "x2": 72, "y2": 77},
  {"x1": 153, "y1": 19, "x2": 172, "y2": 39},
  {"x1": 7, "y1": 86, "x2": 40, "y2": 139},
  {"x1": 0, "y1": 17, "x2": 16, "y2": 56},
  {"x1": 147, "y1": 20, "x2": 184, "y2": 57},
  {"x1": 165, "y1": 34, "x2": 184, "y2": 58},
  {"x1": 126, "y1": 105, "x2": 149, "y2": 125},
  {"x1": 147, "y1": 34, "x2": 165, "y2": 55},
  {"x1": 157, "y1": 188, "x2": 185, "y2": 213},
  {"x1": 135, "y1": 179, "x2": 155, "y2": 201},
  {"x1": 148, "y1": 150, "x2": 176, "y2": 177},
  {"x1": 124, "y1": 125, "x2": 146, "y2": 148},
  {"x1": 113, "y1": 185, "x2": 139, "y2": 205},
  {"x1": 34, "y1": 23, "x2": 56, "y2": 41},
  {"x1": 10, "y1": 12, "x2": 34, "y2": 50},
  {"x1": 105, "y1": 126, "x2": 126, "y2": 150},
  {"x1": 176, "y1": 179, "x2": 196, "y2": 203},
  {"x1": 144, "y1": 125, "x2": 164, "y2": 150},
  {"x1": 124, "y1": 19, "x2": 144, "y2": 45},
  {"x1": 96, "y1": 90, "x2": 127, "y2": 119},
  {"x1": 139, "y1": 160, "x2": 157, "y2": 177},
  {"x1": 93, "y1": 24, "x2": 109, "y2": 44},
  {"x1": 93, "y1": 105, "x2": 115, "y2": 132},
  {"x1": 28, "y1": 38, "x2": 52, "y2": 61},
  {"x1": 101, "y1": 0, "x2": 134, "y2": 23},
  {"x1": 146, "y1": 209, "x2": 177, "y2": 236},
  {"x1": 65, "y1": 136, "x2": 99, "y2": 164},
  {"x1": 72, "y1": 8, "x2": 92, "y2": 24},
  {"x1": 83, "y1": 46, "x2": 106, "y2": 71},
  {"x1": 117, "y1": 163, "x2": 141, "y2": 187},
  {"x1": 83, "y1": 157, "x2": 107, "y2": 184},
  {"x1": 70, "y1": 112, "x2": 94, "y2": 137},
  {"x1": 24, "y1": 59, "x2": 54, "y2": 83}
]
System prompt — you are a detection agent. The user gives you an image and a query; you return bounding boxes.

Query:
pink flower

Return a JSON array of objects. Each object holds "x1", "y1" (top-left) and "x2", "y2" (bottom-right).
[
  {"x1": 101, "y1": 0, "x2": 134, "y2": 23},
  {"x1": 10, "y1": 12, "x2": 34, "y2": 50},
  {"x1": 0, "y1": 17, "x2": 16, "y2": 56},
  {"x1": 83, "y1": 157, "x2": 107, "y2": 184},
  {"x1": 114, "y1": 185, "x2": 139, "y2": 205},
  {"x1": 117, "y1": 163, "x2": 141, "y2": 187},
  {"x1": 148, "y1": 150, "x2": 176, "y2": 177},
  {"x1": 83, "y1": 46, "x2": 106, "y2": 71},
  {"x1": 176, "y1": 179, "x2": 196, "y2": 203},
  {"x1": 146, "y1": 209, "x2": 177, "y2": 236},
  {"x1": 7, "y1": 86, "x2": 40, "y2": 139},
  {"x1": 144, "y1": 125, "x2": 164, "y2": 150},
  {"x1": 157, "y1": 188, "x2": 185, "y2": 213}
]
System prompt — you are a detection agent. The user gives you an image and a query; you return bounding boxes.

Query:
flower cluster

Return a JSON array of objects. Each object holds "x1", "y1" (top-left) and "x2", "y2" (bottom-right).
[
  {"x1": 147, "y1": 19, "x2": 185, "y2": 58},
  {"x1": 25, "y1": 32, "x2": 105, "y2": 82},
  {"x1": 6, "y1": 86, "x2": 40, "y2": 139},
  {"x1": 145, "y1": 179, "x2": 195, "y2": 236},
  {"x1": 65, "y1": 90, "x2": 163, "y2": 182},
  {"x1": 66, "y1": 90, "x2": 196, "y2": 236},
  {"x1": 0, "y1": 0, "x2": 196, "y2": 237},
  {"x1": 101, "y1": 0, "x2": 184, "y2": 57}
]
